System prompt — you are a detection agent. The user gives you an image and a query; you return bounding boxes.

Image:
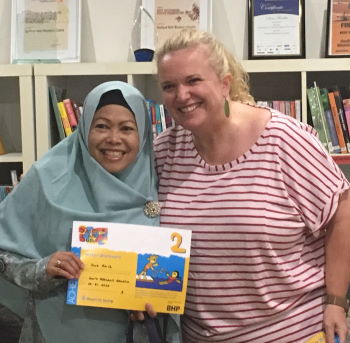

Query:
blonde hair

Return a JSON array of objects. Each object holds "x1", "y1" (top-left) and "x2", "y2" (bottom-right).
[{"x1": 156, "y1": 29, "x2": 255, "y2": 104}]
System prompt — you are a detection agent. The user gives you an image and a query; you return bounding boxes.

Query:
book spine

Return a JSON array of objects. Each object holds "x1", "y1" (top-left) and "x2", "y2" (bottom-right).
[
  {"x1": 313, "y1": 83, "x2": 334, "y2": 153},
  {"x1": 58, "y1": 102, "x2": 73, "y2": 136},
  {"x1": 49, "y1": 86, "x2": 66, "y2": 141},
  {"x1": 71, "y1": 101, "x2": 82, "y2": 122},
  {"x1": 327, "y1": 91, "x2": 347, "y2": 153},
  {"x1": 343, "y1": 98, "x2": 350, "y2": 137},
  {"x1": 295, "y1": 99, "x2": 301, "y2": 121},
  {"x1": 333, "y1": 89, "x2": 350, "y2": 152},
  {"x1": 63, "y1": 99, "x2": 78, "y2": 130},
  {"x1": 155, "y1": 104, "x2": 163, "y2": 135},
  {"x1": 159, "y1": 103, "x2": 167, "y2": 132},
  {"x1": 307, "y1": 87, "x2": 329, "y2": 151},
  {"x1": 289, "y1": 101, "x2": 296, "y2": 119}
]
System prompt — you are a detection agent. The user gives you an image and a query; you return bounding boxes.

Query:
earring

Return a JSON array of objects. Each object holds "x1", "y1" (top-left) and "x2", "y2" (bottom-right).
[{"x1": 224, "y1": 98, "x2": 230, "y2": 118}]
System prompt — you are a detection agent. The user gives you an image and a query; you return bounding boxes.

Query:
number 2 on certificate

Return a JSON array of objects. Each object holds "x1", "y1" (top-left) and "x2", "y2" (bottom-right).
[{"x1": 171, "y1": 232, "x2": 186, "y2": 253}]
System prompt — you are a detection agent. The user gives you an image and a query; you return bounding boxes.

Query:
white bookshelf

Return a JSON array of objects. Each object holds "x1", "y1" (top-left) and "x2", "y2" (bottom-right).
[
  {"x1": 33, "y1": 59, "x2": 350, "y2": 166},
  {"x1": 0, "y1": 64, "x2": 35, "y2": 177}
]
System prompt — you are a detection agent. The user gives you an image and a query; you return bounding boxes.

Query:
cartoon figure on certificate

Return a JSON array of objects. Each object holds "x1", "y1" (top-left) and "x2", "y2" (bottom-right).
[
  {"x1": 159, "y1": 270, "x2": 181, "y2": 285},
  {"x1": 138, "y1": 254, "x2": 159, "y2": 280}
]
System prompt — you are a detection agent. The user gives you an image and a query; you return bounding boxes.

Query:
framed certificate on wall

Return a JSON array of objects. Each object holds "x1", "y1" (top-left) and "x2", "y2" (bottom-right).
[
  {"x1": 140, "y1": 0, "x2": 212, "y2": 52},
  {"x1": 248, "y1": 0, "x2": 305, "y2": 59},
  {"x1": 326, "y1": 0, "x2": 350, "y2": 57},
  {"x1": 11, "y1": 0, "x2": 81, "y2": 63}
]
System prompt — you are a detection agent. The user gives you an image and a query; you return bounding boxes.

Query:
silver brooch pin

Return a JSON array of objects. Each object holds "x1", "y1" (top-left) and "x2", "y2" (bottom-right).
[{"x1": 143, "y1": 200, "x2": 161, "y2": 218}]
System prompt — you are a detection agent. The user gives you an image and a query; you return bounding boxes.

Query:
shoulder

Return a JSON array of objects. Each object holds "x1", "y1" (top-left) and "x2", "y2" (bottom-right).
[
  {"x1": 265, "y1": 109, "x2": 321, "y2": 149},
  {"x1": 154, "y1": 125, "x2": 191, "y2": 154}
]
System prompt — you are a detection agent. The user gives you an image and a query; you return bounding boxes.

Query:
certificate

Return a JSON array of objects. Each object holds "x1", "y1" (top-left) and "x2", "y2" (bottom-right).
[
  {"x1": 66, "y1": 221, "x2": 191, "y2": 314},
  {"x1": 11, "y1": 0, "x2": 81, "y2": 63},
  {"x1": 326, "y1": 0, "x2": 350, "y2": 57},
  {"x1": 140, "y1": 0, "x2": 212, "y2": 51},
  {"x1": 248, "y1": 0, "x2": 305, "y2": 59}
]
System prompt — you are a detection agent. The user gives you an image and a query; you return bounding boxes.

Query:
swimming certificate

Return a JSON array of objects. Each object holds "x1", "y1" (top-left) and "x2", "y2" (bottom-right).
[{"x1": 66, "y1": 221, "x2": 191, "y2": 314}]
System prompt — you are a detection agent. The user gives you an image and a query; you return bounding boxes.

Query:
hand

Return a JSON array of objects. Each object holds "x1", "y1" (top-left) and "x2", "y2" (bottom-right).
[
  {"x1": 130, "y1": 303, "x2": 157, "y2": 322},
  {"x1": 324, "y1": 304, "x2": 349, "y2": 343},
  {"x1": 46, "y1": 251, "x2": 84, "y2": 279}
]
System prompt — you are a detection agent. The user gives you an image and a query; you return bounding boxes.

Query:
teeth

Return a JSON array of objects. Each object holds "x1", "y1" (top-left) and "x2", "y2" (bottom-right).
[
  {"x1": 103, "y1": 150, "x2": 123, "y2": 157},
  {"x1": 180, "y1": 104, "x2": 199, "y2": 113}
]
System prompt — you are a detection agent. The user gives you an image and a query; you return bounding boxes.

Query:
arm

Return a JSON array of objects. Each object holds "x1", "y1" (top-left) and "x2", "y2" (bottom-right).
[
  {"x1": 0, "y1": 249, "x2": 64, "y2": 293},
  {"x1": 324, "y1": 190, "x2": 350, "y2": 343}
]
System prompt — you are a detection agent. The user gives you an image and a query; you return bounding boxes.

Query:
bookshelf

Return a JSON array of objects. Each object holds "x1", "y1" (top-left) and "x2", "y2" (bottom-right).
[
  {"x1": 33, "y1": 59, "x2": 350, "y2": 169},
  {"x1": 34, "y1": 62, "x2": 160, "y2": 159},
  {"x1": 0, "y1": 64, "x2": 35, "y2": 184}
]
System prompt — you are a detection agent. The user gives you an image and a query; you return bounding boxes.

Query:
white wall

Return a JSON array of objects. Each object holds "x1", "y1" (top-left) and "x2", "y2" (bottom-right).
[{"x1": 0, "y1": 0, "x2": 328, "y2": 64}]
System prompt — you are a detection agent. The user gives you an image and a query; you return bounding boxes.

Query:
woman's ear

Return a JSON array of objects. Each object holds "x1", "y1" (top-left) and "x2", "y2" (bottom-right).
[{"x1": 222, "y1": 73, "x2": 232, "y2": 97}]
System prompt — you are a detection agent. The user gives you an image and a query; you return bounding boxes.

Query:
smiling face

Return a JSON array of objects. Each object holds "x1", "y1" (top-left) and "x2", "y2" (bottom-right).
[
  {"x1": 158, "y1": 44, "x2": 231, "y2": 133},
  {"x1": 88, "y1": 104, "x2": 139, "y2": 173}
]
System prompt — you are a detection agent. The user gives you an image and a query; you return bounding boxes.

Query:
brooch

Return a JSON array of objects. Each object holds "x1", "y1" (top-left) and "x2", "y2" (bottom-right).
[{"x1": 143, "y1": 200, "x2": 161, "y2": 218}]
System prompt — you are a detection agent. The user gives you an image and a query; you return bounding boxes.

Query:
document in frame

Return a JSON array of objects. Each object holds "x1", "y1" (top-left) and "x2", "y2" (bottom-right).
[{"x1": 66, "y1": 221, "x2": 191, "y2": 314}]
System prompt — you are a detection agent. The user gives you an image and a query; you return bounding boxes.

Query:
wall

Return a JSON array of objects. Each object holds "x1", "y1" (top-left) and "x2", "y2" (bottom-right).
[{"x1": 0, "y1": 0, "x2": 328, "y2": 64}]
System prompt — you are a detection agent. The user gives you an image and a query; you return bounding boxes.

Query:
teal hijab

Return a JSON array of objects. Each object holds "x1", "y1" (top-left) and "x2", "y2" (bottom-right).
[{"x1": 0, "y1": 81, "x2": 180, "y2": 342}]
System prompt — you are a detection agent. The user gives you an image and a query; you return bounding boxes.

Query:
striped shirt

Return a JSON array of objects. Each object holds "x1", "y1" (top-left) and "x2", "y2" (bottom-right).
[{"x1": 154, "y1": 109, "x2": 350, "y2": 343}]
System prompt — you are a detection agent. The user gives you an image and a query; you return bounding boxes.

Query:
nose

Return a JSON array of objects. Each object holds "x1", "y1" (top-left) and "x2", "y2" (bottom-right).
[
  {"x1": 106, "y1": 129, "x2": 121, "y2": 144},
  {"x1": 176, "y1": 84, "x2": 190, "y2": 101}
]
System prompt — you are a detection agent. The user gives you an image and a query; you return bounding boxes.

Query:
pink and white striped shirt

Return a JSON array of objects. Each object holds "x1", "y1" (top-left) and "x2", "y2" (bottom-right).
[{"x1": 154, "y1": 109, "x2": 350, "y2": 343}]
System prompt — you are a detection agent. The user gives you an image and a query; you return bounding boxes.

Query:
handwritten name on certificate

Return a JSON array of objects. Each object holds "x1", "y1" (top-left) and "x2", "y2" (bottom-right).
[{"x1": 66, "y1": 221, "x2": 191, "y2": 314}]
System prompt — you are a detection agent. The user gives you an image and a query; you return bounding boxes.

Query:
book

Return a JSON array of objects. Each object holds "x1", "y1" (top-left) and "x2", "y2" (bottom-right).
[
  {"x1": 57, "y1": 102, "x2": 73, "y2": 137},
  {"x1": 71, "y1": 99, "x2": 82, "y2": 122},
  {"x1": 48, "y1": 86, "x2": 66, "y2": 141},
  {"x1": 295, "y1": 99, "x2": 301, "y2": 121},
  {"x1": 330, "y1": 85, "x2": 350, "y2": 152},
  {"x1": 313, "y1": 82, "x2": 334, "y2": 153},
  {"x1": 63, "y1": 99, "x2": 78, "y2": 130},
  {"x1": 67, "y1": 221, "x2": 191, "y2": 314},
  {"x1": 327, "y1": 91, "x2": 347, "y2": 153},
  {"x1": 340, "y1": 87, "x2": 350, "y2": 138},
  {"x1": 307, "y1": 86, "x2": 330, "y2": 152}
]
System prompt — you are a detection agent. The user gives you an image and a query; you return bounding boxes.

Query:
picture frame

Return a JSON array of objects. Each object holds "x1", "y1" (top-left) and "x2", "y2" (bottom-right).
[
  {"x1": 325, "y1": 0, "x2": 350, "y2": 58},
  {"x1": 248, "y1": 0, "x2": 305, "y2": 59},
  {"x1": 11, "y1": 0, "x2": 81, "y2": 63},
  {"x1": 139, "y1": 0, "x2": 212, "y2": 54}
]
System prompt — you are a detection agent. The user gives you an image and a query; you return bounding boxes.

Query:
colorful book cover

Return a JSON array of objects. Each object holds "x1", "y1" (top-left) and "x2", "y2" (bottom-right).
[
  {"x1": 67, "y1": 221, "x2": 191, "y2": 314},
  {"x1": 57, "y1": 102, "x2": 73, "y2": 137}
]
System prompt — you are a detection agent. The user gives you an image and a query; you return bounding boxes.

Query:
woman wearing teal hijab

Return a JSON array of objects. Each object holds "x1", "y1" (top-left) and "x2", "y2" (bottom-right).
[{"x1": 0, "y1": 81, "x2": 180, "y2": 342}]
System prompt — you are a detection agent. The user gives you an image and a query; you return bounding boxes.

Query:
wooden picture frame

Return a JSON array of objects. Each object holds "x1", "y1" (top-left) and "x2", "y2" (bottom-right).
[
  {"x1": 325, "y1": 0, "x2": 350, "y2": 58},
  {"x1": 11, "y1": 0, "x2": 81, "y2": 63},
  {"x1": 248, "y1": 0, "x2": 305, "y2": 59}
]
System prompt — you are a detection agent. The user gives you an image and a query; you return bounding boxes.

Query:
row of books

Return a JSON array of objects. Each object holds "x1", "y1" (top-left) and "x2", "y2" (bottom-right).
[
  {"x1": 49, "y1": 86, "x2": 82, "y2": 141},
  {"x1": 145, "y1": 100, "x2": 175, "y2": 139},
  {"x1": 49, "y1": 87, "x2": 174, "y2": 142},
  {"x1": 256, "y1": 99, "x2": 302, "y2": 121},
  {"x1": 307, "y1": 82, "x2": 350, "y2": 154}
]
